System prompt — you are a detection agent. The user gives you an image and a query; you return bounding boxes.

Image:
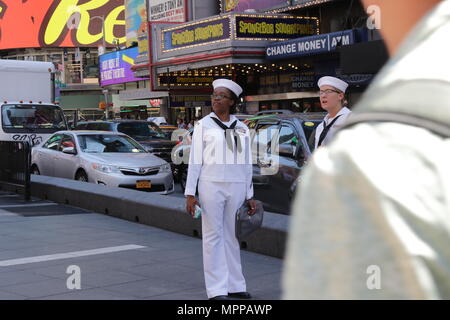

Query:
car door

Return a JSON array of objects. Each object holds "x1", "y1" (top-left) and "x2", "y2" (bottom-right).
[
  {"x1": 251, "y1": 122, "x2": 281, "y2": 209},
  {"x1": 34, "y1": 134, "x2": 63, "y2": 176},
  {"x1": 54, "y1": 134, "x2": 78, "y2": 179},
  {"x1": 266, "y1": 123, "x2": 305, "y2": 214}
]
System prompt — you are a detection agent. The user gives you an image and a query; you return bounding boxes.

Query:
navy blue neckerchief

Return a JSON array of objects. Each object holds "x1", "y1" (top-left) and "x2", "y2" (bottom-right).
[{"x1": 210, "y1": 116, "x2": 242, "y2": 153}]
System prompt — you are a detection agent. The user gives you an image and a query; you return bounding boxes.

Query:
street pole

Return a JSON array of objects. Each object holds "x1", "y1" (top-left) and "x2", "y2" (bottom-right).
[
  {"x1": 167, "y1": 67, "x2": 171, "y2": 122},
  {"x1": 103, "y1": 89, "x2": 109, "y2": 120},
  {"x1": 96, "y1": 15, "x2": 108, "y2": 119}
]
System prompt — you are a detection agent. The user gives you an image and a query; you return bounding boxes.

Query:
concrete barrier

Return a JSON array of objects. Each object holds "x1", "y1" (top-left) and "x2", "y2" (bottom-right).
[{"x1": 0, "y1": 175, "x2": 289, "y2": 259}]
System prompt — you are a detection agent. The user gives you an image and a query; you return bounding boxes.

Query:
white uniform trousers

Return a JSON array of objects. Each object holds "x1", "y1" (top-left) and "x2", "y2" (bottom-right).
[{"x1": 198, "y1": 180, "x2": 247, "y2": 298}]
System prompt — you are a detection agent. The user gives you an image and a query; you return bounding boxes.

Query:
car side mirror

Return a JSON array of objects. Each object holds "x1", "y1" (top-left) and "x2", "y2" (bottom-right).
[
  {"x1": 62, "y1": 147, "x2": 76, "y2": 155},
  {"x1": 279, "y1": 144, "x2": 295, "y2": 158}
]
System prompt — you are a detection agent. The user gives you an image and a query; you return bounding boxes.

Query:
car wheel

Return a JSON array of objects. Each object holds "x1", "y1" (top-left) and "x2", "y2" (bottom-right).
[
  {"x1": 31, "y1": 165, "x2": 40, "y2": 175},
  {"x1": 180, "y1": 166, "x2": 187, "y2": 192},
  {"x1": 75, "y1": 170, "x2": 88, "y2": 182}
]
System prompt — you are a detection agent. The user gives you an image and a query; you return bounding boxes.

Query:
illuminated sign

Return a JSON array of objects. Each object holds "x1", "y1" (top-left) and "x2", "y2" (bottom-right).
[
  {"x1": 235, "y1": 16, "x2": 318, "y2": 39},
  {"x1": 161, "y1": 14, "x2": 319, "y2": 53},
  {"x1": 222, "y1": 0, "x2": 287, "y2": 12},
  {"x1": 266, "y1": 29, "x2": 355, "y2": 59},
  {"x1": 149, "y1": 0, "x2": 186, "y2": 22},
  {"x1": 0, "y1": 0, "x2": 125, "y2": 49},
  {"x1": 162, "y1": 17, "x2": 230, "y2": 52},
  {"x1": 99, "y1": 47, "x2": 148, "y2": 86},
  {"x1": 125, "y1": 0, "x2": 147, "y2": 48}
]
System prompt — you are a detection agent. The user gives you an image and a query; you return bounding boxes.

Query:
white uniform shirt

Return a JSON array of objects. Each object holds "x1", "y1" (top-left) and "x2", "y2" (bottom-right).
[
  {"x1": 283, "y1": 1, "x2": 450, "y2": 299},
  {"x1": 184, "y1": 112, "x2": 254, "y2": 200},
  {"x1": 314, "y1": 107, "x2": 352, "y2": 149}
]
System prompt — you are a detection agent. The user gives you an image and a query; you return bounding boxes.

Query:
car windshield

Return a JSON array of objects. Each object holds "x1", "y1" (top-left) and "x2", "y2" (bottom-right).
[
  {"x1": 77, "y1": 134, "x2": 146, "y2": 153},
  {"x1": 117, "y1": 122, "x2": 166, "y2": 140},
  {"x1": 1, "y1": 104, "x2": 67, "y2": 131}
]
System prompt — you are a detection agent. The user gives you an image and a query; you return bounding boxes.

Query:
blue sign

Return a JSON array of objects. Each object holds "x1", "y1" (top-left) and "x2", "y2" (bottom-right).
[
  {"x1": 99, "y1": 47, "x2": 148, "y2": 86},
  {"x1": 266, "y1": 29, "x2": 355, "y2": 59}
]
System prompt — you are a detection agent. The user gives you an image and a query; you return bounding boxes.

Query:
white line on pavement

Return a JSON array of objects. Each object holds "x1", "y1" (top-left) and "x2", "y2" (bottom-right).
[
  {"x1": 0, "y1": 244, "x2": 147, "y2": 267},
  {"x1": 0, "y1": 209, "x2": 17, "y2": 216}
]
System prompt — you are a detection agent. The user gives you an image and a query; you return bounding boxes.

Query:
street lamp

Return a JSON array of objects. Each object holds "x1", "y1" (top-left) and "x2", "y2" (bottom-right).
[{"x1": 91, "y1": 15, "x2": 109, "y2": 119}]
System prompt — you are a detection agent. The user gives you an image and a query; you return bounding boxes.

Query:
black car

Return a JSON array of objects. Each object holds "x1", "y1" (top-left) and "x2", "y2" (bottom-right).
[
  {"x1": 250, "y1": 112, "x2": 325, "y2": 214},
  {"x1": 74, "y1": 120, "x2": 177, "y2": 165}
]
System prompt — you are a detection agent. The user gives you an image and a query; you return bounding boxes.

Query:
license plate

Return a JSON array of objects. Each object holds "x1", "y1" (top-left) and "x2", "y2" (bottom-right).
[{"x1": 136, "y1": 180, "x2": 151, "y2": 189}]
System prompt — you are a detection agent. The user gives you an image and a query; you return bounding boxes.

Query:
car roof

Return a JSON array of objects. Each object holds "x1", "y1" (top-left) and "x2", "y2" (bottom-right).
[
  {"x1": 57, "y1": 130, "x2": 127, "y2": 135},
  {"x1": 76, "y1": 120, "x2": 151, "y2": 124},
  {"x1": 256, "y1": 112, "x2": 326, "y2": 122}
]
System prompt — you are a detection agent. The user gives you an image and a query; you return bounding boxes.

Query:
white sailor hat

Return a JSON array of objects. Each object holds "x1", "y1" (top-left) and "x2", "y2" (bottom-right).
[
  {"x1": 317, "y1": 76, "x2": 348, "y2": 93},
  {"x1": 212, "y1": 79, "x2": 243, "y2": 97}
]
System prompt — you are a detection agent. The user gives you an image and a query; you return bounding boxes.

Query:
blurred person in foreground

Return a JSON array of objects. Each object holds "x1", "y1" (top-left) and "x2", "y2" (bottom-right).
[{"x1": 283, "y1": 0, "x2": 449, "y2": 299}]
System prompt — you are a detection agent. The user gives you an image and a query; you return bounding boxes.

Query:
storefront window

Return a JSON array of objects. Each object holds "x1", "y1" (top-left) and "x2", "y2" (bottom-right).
[{"x1": 83, "y1": 50, "x2": 99, "y2": 80}]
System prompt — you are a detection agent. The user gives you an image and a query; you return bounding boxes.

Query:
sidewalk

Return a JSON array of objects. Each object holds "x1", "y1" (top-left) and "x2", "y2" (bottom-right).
[{"x1": 0, "y1": 191, "x2": 282, "y2": 300}]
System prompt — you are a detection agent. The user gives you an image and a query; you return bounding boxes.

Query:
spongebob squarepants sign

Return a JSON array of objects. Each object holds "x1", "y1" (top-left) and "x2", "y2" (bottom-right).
[{"x1": 0, "y1": 0, "x2": 125, "y2": 49}]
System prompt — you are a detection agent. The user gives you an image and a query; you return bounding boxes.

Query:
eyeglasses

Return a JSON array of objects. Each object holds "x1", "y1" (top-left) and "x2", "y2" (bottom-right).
[
  {"x1": 319, "y1": 89, "x2": 340, "y2": 96},
  {"x1": 211, "y1": 94, "x2": 232, "y2": 100}
]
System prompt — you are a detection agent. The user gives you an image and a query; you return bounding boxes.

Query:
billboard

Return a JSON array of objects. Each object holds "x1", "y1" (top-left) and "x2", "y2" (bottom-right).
[
  {"x1": 125, "y1": 0, "x2": 147, "y2": 47},
  {"x1": 99, "y1": 47, "x2": 148, "y2": 86},
  {"x1": 222, "y1": 0, "x2": 287, "y2": 12},
  {"x1": 148, "y1": 0, "x2": 186, "y2": 22},
  {"x1": 0, "y1": 0, "x2": 125, "y2": 49}
]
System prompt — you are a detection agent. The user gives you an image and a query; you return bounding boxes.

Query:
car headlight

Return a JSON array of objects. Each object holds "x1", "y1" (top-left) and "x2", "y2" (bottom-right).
[
  {"x1": 92, "y1": 163, "x2": 119, "y2": 173},
  {"x1": 159, "y1": 163, "x2": 171, "y2": 173}
]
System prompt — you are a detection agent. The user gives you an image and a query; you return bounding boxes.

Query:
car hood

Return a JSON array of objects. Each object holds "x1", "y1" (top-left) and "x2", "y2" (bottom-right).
[
  {"x1": 82, "y1": 153, "x2": 166, "y2": 167},
  {"x1": 137, "y1": 140, "x2": 177, "y2": 147}
]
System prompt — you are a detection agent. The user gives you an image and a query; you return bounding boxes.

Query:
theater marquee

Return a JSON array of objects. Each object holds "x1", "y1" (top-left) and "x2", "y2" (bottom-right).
[{"x1": 161, "y1": 14, "x2": 319, "y2": 53}]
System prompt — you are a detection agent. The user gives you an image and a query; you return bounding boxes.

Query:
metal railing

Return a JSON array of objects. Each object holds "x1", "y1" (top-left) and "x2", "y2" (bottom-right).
[{"x1": 0, "y1": 141, "x2": 31, "y2": 200}]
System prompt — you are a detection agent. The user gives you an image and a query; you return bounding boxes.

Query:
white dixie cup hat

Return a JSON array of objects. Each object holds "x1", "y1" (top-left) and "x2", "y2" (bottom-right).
[
  {"x1": 317, "y1": 76, "x2": 349, "y2": 93},
  {"x1": 212, "y1": 79, "x2": 243, "y2": 97}
]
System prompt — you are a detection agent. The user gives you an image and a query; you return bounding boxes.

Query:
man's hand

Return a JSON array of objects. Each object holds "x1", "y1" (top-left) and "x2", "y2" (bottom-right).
[
  {"x1": 186, "y1": 195, "x2": 200, "y2": 217},
  {"x1": 247, "y1": 199, "x2": 257, "y2": 216}
]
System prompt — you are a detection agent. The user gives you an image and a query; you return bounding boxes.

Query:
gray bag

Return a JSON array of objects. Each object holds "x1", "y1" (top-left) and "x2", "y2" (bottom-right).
[{"x1": 235, "y1": 200, "x2": 264, "y2": 241}]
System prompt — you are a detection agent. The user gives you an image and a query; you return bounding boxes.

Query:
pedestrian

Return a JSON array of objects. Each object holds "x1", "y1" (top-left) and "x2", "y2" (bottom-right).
[
  {"x1": 283, "y1": 0, "x2": 449, "y2": 299},
  {"x1": 177, "y1": 118, "x2": 186, "y2": 129},
  {"x1": 185, "y1": 79, "x2": 257, "y2": 300},
  {"x1": 187, "y1": 120, "x2": 194, "y2": 130},
  {"x1": 313, "y1": 76, "x2": 352, "y2": 149}
]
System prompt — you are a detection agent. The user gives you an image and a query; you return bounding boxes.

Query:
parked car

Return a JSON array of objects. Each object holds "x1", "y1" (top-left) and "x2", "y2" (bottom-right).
[
  {"x1": 74, "y1": 120, "x2": 176, "y2": 166},
  {"x1": 147, "y1": 116, "x2": 167, "y2": 126},
  {"x1": 171, "y1": 127, "x2": 194, "y2": 191},
  {"x1": 31, "y1": 131, "x2": 174, "y2": 194},
  {"x1": 250, "y1": 112, "x2": 325, "y2": 214}
]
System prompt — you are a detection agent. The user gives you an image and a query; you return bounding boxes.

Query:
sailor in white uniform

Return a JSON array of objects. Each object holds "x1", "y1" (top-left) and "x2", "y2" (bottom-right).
[
  {"x1": 185, "y1": 79, "x2": 257, "y2": 300},
  {"x1": 314, "y1": 76, "x2": 352, "y2": 149}
]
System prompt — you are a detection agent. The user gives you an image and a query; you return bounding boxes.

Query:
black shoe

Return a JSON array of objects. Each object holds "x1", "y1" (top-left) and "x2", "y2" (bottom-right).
[
  {"x1": 228, "y1": 292, "x2": 252, "y2": 299},
  {"x1": 209, "y1": 295, "x2": 230, "y2": 300}
]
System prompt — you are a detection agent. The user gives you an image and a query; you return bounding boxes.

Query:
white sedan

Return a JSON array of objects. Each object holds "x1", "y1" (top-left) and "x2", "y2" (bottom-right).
[{"x1": 31, "y1": 131, "x2": 174, "y2": 194}]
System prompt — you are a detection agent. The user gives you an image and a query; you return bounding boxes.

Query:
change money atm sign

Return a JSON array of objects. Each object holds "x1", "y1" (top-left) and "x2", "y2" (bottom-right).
[{"x1": 0, "y1": 0, "x2": 125, "y2": 49}]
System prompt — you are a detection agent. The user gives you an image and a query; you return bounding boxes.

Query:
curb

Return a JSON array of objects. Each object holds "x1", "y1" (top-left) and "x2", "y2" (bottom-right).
[{"x1": 1, "y1": 175, "x2": 288, "y2": 259}]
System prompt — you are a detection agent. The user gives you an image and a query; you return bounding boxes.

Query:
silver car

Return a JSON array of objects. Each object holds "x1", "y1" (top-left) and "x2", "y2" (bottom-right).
[{"x1": 31, "y1": 131, "x2": 174, "y2": 194}]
